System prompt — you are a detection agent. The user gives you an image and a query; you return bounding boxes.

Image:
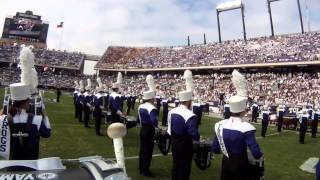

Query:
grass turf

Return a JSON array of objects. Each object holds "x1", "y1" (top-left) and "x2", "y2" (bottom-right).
[{"x1": 0, "y1": 88, "x2": 318, "y2": 180}]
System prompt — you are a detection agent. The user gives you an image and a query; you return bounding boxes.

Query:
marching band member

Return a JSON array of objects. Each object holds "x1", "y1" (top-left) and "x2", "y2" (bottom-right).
[
  {"x1": 251, "y1": 102, "x2": 259, "y2": 123},
  {"x1": 126, "y1": 91, "x2": 132, "y2": 115},
  {"x1": 298, "y1": 109, "x2": 309, "y2": 144},
  {"x1": 103, "y1": 84, "x2": 109, "y2": 111},
  {"x1": 137, "y1": 75, "x2": 158, "y2": 177},
  {"x1": 56, "y1": 86, "x2": 62, "y2": 103},
  {"x1": 223, "y1": 102, "x2": 231, "y2": 119},
  {"x1": 261, "y1": 106, "x2": 270, "y2": 137},
  {"x1": 155, "y1": 85, "x2": 162, "y2": 112},
  {"x1": 83, "y1": 79, "x2": 93, "y2": 128},
  {"x1": 212, "y1": 70, "x2": 263, "y2": 180},
  {"x1": 192, "y1": 98, "x2": 202, "y2": 128},
  {"x1": 131, "y1": 94, "x2": 136, "y2": 110},
  {"x1": 311, "y1": 107, "x2": 320, "y2": 138},
  {"x1": 93, "y1": 78, "x2": 105, "y2": 136},
  {"x1": 167, "y1": 70, "x2": 200, "y2": 180},
  {"x1": 277, "y1": 103, "x2": 286, "y2": 132},
  {"x1": 161, "y1": 93, "x2": 169, "y2": 126},
  {"x1": 109, "y1": 72, "x2": 124, "y2": 123},
  {"x1": 120, "y1": 93, "x2": 126, "y2": 112},
  {"x1": 307, "y1": 104, "x2": 313, "y2": 120},
  {"x1": 6, "y1": 83, "x2": 51, "y2": 165},
  {"x1": 77, "y1": 80, "x2": 85, "y2": 122},
  {"x1": 73, "y1": 81, "x2": 80, "y2": 118},
  {"x1": 0, "y1": 46, "x2": 51, "y2": 168}
]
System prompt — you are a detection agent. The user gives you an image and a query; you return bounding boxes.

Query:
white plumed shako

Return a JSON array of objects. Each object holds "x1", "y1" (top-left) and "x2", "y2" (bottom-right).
[
  {"x1": 85, "y1": 79, "x2": 92, "y2": 91},
  {"x1": 19, "y1": 46, "x2": 38, "y2": 94},
  {"x1": 96, "y1": 77, "x2": 104, "y2": 92},
  {"x1": 79, "y1": 80, "x2": 85, "y2": 92},
  {"x1": 74, "y1": 81, "x2": 80, "y2": 90},
  {"x1": 10, "y1": 83, "x2": 31, "y2": 101},
  {"x1": 112, "y1": 72, "x2": 122, "y2": 89},
  {"x1": 143, "y1": 74, "x2": 156, "y2": 100},
  {"x1": 228, "y1": 70, "x2": 248, "y2": 113},
  {"x1": 178, "y1": 70, "x2": 194, "y2": 102}
]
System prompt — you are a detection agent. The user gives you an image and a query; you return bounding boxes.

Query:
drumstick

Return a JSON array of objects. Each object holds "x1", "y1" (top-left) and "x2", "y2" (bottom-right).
[{"x1": 107, "y1": 123, "x2": 127, "y2": 176}]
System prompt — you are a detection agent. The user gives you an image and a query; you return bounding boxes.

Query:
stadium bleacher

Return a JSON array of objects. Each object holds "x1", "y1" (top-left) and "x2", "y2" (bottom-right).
[
  {"x1": 0, "y1": 44, "x2": 85, "y2": 69},
  {"x1": 96, "y1": 32, "x2": 320, "y2": 70},
  {"x1": 0, "y1": 32, "x2": 319, "y2": 106}
]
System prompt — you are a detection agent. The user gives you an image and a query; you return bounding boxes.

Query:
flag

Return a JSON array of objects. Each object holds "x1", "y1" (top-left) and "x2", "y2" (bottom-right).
[{"x1": 57, "y1": 22, "x2": 63, "y2": 28}]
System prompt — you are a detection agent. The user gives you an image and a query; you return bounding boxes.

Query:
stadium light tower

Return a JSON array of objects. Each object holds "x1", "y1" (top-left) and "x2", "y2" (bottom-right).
[
  {"x1": 267, "y1": 0, "x2": 304, "y2": 36},
  {"x1": 267, "y1": 0, "x2": 280, "y2": 37},
  {"x1": 216, "y1": 0, "x2": 246, "y2": 43}
]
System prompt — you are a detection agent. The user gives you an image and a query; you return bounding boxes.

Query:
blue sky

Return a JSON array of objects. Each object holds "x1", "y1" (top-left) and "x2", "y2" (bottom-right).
[{"x1": 1, "y1": 0, "x2": 319, "y2": 55}]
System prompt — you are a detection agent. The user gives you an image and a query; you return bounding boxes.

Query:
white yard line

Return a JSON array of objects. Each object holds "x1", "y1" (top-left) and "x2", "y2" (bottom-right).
[{"x1": 124, "y1": 153, "x2": 172, "y2": 160}]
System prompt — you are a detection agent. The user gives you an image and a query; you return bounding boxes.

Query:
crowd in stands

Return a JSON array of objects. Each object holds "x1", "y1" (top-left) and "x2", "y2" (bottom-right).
[
  {"x1": 97, "y1": 71, "x2": 320, "y2": 108},
  {"x1": 1, "y1": 60, "x2": 319, "y2": 107},
  {"x1": 0, "y1": 65, "x2": 90, "y2": 89},
  {"x1": 1, "y1": 32, "x2": 320, "y2": 107},
  {"x1": 0, "y1": 44, "x2": 85, "y2": 68},
  {"x1": 96, "y1": 32, "x2": 320, "y2": 69}
]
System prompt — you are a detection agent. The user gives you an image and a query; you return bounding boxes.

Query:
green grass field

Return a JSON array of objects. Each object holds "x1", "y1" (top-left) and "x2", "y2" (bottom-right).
[{"x1": 0, "y1": 88, "x2": 319, "y2": 180}]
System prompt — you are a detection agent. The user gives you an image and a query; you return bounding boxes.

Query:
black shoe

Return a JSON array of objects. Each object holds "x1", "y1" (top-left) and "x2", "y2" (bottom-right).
[
  {"x1": 96, "y1": 133, "x2": 102, "y2": 136},
  {"x1": 141, "y1": 171, "x2": 155, "y2": 177}
]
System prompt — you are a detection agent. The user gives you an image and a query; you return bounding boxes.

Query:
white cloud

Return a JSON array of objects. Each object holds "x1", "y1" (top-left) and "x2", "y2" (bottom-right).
[{"x1": 0, "y1": 0, "x2": 319, "y2": 55}]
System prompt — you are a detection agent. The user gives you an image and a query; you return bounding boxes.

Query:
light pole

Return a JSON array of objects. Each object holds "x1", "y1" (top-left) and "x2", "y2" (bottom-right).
[
  {"x1": 297, "y1": 0, "x2": 304, "y2": 34},
  {"x1": 267, "y1": 0, "x2": 304, "y2": 35},
  {"x1": 216, "y1": 0, "x2": 247, "y2": 42},
  {"x1": 267, "y1": 0, "x2": 280, "y2": 37}
]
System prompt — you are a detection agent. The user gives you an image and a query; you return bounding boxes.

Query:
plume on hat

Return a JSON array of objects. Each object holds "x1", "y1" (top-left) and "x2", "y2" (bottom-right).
[
  {"x1": 231, "y1": 70, "x2": 248, "y2": 97},
  {"x1": 116, "y1": 72, "x2": 123, "y2": 84},
  {"x1": 146, "y1": 75, "x2": 156, "y2": 92},
  {"x1": 96, "y1": 77, "x2": 104, "y2": 92},
  {"x1": 79, "y1": 80, "x2": 84, "y2": 91},
  {"x1": 74, "y1": 81, "x2": 80, "y2": 89},
  {"x1": 103, "y1": 84, "x2": 108, "y2": 90},
  {"x1": 86, "y1": 79, "x2": 92, "y2": 90},
  {"x1": 19, "y1": 46, "x2": 38, "y2": 93},
  {"x1": 97, "y1": 77, "x2": 103, "y2": 88},
  {"x1": 183, "y1": 70, "x2": 194, "y2": 92}
]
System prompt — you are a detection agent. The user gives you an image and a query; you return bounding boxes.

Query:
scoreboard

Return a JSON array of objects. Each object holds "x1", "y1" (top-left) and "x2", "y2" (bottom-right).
[{"x1": 1, "y1": 11, "x2": 49, "y2": 43}]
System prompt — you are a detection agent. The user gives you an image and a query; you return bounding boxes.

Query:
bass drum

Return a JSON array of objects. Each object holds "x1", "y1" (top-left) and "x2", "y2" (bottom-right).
[
  {"x1": 155, "y1": 128, "x2": 171, "y2": 155},
  {"x1": 122, "y1": 116, "x2": 137, "y2": 128},
  {"x1": 193, "y1": 140, "x2": 212, "y2": 170}
]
